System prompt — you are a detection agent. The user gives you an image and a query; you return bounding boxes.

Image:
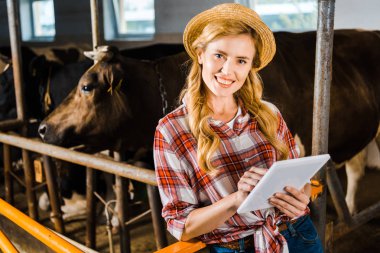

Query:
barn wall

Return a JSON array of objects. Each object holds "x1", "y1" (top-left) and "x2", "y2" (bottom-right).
[{"x1": 0, "y1": 0, "x2": 378, "y2": 49}]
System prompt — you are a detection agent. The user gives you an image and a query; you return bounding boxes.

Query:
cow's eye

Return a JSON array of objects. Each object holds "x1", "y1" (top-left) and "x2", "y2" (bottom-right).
[{"x1": 81, "y1": 84, "x2": 94, "y2": 94}]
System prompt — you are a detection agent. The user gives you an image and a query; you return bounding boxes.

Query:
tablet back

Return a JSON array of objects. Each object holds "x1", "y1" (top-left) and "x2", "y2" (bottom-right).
[{"x1": 237, "y1": 154, "x2": 330, "y2": 214}]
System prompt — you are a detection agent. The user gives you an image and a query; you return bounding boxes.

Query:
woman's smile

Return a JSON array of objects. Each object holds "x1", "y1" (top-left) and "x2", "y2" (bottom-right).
[{"x1": 215, "y1": 75, "x2": 235, "y2": 88}]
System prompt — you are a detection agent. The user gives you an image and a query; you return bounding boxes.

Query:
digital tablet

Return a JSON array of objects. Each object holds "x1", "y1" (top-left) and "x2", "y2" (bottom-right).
[{"x1": 237, "y1": 154, "x2": 330, "y2": 214}]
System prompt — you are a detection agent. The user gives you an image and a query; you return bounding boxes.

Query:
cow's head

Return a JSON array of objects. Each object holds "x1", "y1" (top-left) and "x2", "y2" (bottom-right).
[{"x1": 38, "y1": 46, "x2": 131, "y2": 149}]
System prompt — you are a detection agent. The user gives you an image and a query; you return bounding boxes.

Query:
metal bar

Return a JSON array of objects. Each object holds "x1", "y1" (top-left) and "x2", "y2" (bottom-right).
[
  {"x1": 125, "y1": 209, "x2": 151, "y2": 227},
  {"x1": 325, "y1": 161, "x2": 353, "y2": 224},
  {"x1": 94, "y1": 191, "x2": 116, "y2": 217},
  {"x1": 333, "y1": 200, "x2": 380, "y2": 240},
  {"x1": 114, "y1": 151, "x2": 131, "y2": 253},
  {"x1": 116, "y1": 175, "x2": 131, "y2": 253},
  {"x1": 0, "y1": 230, "x2": 19, "y2": 253},
  {"x1": 0, "y1": 198, "x2": 83, "y2": 253},
  {"x1": 32, "y1": 182, "x2": 47, "y2": 191},
  {"x1": 0, "y1": 132, "x2": 157, "y2": 185},
  {"x1": 22, "y1": 148, "x2": 38, "y2": 220},
  {"x1": 42, "y1": 155, "x2": 65, "y2": 234},
  {"x1": 310, "y1": 0, "x2": 335, "y2": 248},
  {"x1": 6, "y1": 0, "x2": 26, "y2": 120},
  {"x1": 9, "y1": 170, "x2": 26, "y2": 188},
  {"x1": 0, "y1": 119, "x2": 24, "y2": 131},
  {"x1": 147, "y1": 185, "x2": 168, "y2": 249},
  {"x1": 3, "y1": 144, "x2": 14, "y2": 204},
  {"x1": 90, "y1": 0, "x2": 101, "y2": 50},
  {"x1": 85, "y1": 167, "x2": 97, "y2": 249}
]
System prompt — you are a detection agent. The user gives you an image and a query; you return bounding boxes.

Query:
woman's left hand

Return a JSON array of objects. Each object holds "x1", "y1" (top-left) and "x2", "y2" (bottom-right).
[{"x1": 269, "y1": 183, "x2": 311, "y2": 218}]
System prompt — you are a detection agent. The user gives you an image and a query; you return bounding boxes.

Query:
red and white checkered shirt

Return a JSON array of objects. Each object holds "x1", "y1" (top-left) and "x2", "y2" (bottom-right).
[{"x1": 154, "y1": 101, "x2": 299, "y2": 253}]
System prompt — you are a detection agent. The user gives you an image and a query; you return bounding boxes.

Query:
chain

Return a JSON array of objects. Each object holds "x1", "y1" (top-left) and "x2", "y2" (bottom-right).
[{"x1": 155, "y1": 63, "x2": 168, "y2": 116}]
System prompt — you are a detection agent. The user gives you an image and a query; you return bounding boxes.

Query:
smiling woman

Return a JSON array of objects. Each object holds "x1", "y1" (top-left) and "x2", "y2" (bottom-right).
[{"x1": 153, "y1": 3, "x2": 323, "y2": 253}]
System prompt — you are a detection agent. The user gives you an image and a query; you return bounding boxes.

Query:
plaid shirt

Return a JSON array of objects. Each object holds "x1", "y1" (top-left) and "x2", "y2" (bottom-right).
[{"x1": 154, "y1": 101, "x2": 299, "y2": 253}]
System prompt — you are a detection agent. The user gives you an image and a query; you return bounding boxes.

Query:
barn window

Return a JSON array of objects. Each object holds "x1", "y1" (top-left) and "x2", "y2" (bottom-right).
[
  {"x1": 236, "y1": 0, "x2": 317, "y2": 31},
  {"x1": 20, "y1": 0, "x2": 56, "y2": 41},
  {"x1": 103, "y1": 0, "x2": 155, "y2": 40}
]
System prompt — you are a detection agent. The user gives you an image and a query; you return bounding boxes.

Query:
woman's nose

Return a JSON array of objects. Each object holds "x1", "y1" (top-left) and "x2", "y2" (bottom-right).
[{"x1": 221, "y1": 59, "x2": 233, "y2": 75}]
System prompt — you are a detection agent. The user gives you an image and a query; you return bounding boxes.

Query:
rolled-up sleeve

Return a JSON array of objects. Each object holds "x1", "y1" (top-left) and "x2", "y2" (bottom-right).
[{"x1": 153, "y1": 128, "x2": 198, "y2": 240}]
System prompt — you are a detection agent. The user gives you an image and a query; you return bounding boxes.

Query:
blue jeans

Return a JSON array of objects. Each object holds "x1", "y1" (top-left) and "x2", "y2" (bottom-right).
[
  {"x1": 280, "y1": 215, "x2": 323, "y2": 253},
  {"x1": 209, "y1": 215, "x2": 323, "y2": 253}
]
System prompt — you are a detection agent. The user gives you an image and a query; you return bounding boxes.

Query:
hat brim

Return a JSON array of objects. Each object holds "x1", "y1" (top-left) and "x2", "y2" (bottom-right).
[{"x1": 183, "y1": 3, "x2": 276, "y2": 71}]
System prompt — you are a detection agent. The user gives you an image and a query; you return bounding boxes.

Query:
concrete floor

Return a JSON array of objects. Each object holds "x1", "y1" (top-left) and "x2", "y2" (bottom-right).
[{"x1": 1, "y1": 167, "x2": 380, "y2": 253}]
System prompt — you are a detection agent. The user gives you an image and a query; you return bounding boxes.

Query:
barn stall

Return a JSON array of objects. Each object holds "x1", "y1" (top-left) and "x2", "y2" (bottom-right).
[{"x1": 0, "y1": 0, "x2": 380, "y2": 252}]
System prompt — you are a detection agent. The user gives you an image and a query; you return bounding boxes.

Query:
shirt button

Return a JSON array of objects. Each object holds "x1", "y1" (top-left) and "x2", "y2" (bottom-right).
[{"x1": 244, "y1": 158, "x2": 249, "y2": 163}]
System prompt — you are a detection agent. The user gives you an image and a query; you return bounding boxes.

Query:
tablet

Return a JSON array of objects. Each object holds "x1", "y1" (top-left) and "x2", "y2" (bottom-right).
[{"x1": 237, "y1": 154, "x2": 330, "y2": 214}]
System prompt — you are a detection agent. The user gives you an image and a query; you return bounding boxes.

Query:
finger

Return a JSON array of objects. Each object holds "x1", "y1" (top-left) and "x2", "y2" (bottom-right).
[
  {"x1": 269, "y1": 197, "x2": 304, "y2": 218},
  {"x1": 243, "y1": 171, "x2": 265, "y2": 181},
  {"x1": 302, "y1": 183, "x2": 312, "y2": 197},
  {"x1": 238, "y1": 181, "x2": 255, "y2": 192},
  {"x1": 248, "y1": 167, "x2": 268, "y2": 176},
  {"x1": 272, "y1": 192, "x2": 308, "y2": 213},
  {"x1": 284, "y1": 186, "x2": 310, "y2": 205}
]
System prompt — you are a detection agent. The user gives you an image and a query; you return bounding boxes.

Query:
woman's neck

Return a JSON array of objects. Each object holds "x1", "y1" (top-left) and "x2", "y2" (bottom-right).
[{"x1": 207, "y1": 96, "x2": 238, "y2": 123}]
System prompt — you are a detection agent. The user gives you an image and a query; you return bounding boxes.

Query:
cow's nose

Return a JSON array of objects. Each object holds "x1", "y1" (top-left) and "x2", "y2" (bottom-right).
[{"x1": 38, "y1": 124, "x2": 47, "y2": 139}]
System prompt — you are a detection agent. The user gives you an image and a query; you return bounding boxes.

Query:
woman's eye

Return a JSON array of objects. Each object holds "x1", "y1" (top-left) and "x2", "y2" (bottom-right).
[
  {"x1": 81, "y1": 84, "x2": 94, "y2": 93},
  {"x1": 239, "y1": 59, "x2": 247, "y2": 65},
  {"x1": 215, "y1": 53, "x2": 223, "y2": 59}
]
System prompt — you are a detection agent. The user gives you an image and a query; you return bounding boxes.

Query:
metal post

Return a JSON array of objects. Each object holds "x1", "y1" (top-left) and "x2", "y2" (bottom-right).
[
  {"x1": 114, "y1": 151, "x2": 131, "y2": 253},
  {"x1": 90, "y1": 0, "x2": 101, "y2": 50},
  {"x1": 42, "y1": 155, "x2": 65, "y2": 234},
  {"x1": 7, "y1": 0, "x2": 39, "y2": 220},
  {"x1": 147, "y1": 185, "x2": 168, "y2": 249},
  {"x1": 310, "y1": 0, "x2": 335, "y2": 249},
  {"x1": 3, "y1": 144, "x2": 14, "y2": 204},
  {"x1": 85, "y1": 167, "x2": 97, "y2": 249},
  {"x1": 6, "y1": 0, "x2": 26, "y2": 120}
]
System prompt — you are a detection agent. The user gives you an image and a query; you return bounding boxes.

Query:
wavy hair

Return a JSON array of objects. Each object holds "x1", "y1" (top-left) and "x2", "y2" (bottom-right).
[{"x1": 180, "y1": 20, "x2": 289, "y2": 173}]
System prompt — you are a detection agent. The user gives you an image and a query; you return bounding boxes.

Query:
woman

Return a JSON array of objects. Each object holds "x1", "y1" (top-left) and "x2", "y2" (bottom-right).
[{"x1": 154, "y1": 3, "x2": 323, "y2": 253}]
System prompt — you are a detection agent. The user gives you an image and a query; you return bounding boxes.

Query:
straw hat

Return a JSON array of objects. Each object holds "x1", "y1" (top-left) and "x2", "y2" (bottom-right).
[{"x1": 183, "y1": 3, "x2": 276, "y2": 71}]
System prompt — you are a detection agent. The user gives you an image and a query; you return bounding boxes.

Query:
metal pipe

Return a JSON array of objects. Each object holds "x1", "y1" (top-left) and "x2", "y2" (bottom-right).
[
  {"x1": 85, "y1": 167, "x2": 97, "y2": 248},
  {"x1": 0, "y1": 132, "x2": 157, "y2": 185},
  {"x1": 125, "y1": 209, "x2": 151, "y2": 227},
  {"x1": 0, "y1": 230, "x2": 19, "y2": 253},
  {"x1": 147, "y1": 185, "x2": 168, "y2": 249},
  {"x1": 0, "y1": 198, "x2": 82, "y2": 253},
  {"x1": 90, "y1": 0, "x2": 101, "y2": 50},
  {"x1": 333, "y1": 200, "x2": 380, "y2": 240},
  {"x1": 114, "y1": 151, "x2": 131, "y2": 253},
  {"x1": 42, "y1": 155, "x2": 65, "y2": 234},
  {"x1": 310, "y1": 0, "x2": 335, "y2": 247},
  {"x1": 0, "y1": 119, "x2": 24, "y2": 131},
  {"x1": 3, "y1": 144, "x2": 14, "y2": 204},
  {"x1": 6, "y1": 0, "x2": 26, "y2": 120},
  {"x1": 325, "y1": 161, "x2": 353, "y2": 224},
  {"x1": 22, "y1": 147, "x2": 38, "y2": 220},
  {"x1": 105, "y1": 200, "x2": 117, "y2": 253}
]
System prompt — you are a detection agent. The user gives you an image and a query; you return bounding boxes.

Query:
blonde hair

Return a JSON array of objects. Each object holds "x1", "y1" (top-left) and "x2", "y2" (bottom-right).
[{"x1": 180, "y1": 20, "x2": 289, "y2": 173}]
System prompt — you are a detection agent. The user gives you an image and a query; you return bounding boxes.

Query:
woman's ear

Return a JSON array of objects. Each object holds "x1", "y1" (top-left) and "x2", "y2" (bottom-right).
[{"x1": 196, "y1": 49, "x2": 204, "y2": 65}]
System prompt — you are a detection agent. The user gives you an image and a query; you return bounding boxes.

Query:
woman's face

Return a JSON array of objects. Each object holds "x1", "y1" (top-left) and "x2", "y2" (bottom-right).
[{"x1": 197, "y1": 33, "x2": 256, "y2": 100}]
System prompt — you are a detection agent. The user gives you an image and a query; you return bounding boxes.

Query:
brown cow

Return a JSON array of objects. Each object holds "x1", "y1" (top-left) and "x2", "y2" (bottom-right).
[{"x1": 39, "y1": 30, "x2": 380, "y2": 214}]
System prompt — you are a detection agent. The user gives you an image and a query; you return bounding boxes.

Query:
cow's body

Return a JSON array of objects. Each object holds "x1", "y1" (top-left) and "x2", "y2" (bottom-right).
[{"x1": 39, "y1": 30, "x2": 380, "y2": 214}]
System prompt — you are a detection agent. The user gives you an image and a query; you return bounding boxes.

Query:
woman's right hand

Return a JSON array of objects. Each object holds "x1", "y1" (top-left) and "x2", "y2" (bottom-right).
[{"x1": 234, "y1": 167, "x2": 268, "y2": 208}]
